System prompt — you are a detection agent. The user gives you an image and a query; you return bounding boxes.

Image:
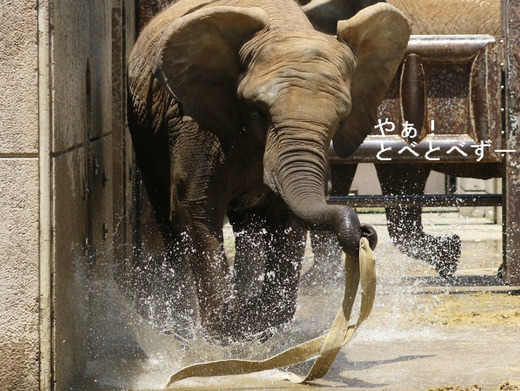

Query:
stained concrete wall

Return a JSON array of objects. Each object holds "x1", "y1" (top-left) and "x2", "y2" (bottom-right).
[
  {"x1": 51, "y1": 2, "x2": 114, "y2": 387},
  {"x1": 0, "y1": 0, "x2": 135, "y2": 389},
  {"x1": 49, "y1": 1, "x2": 135, "y2": 388}
]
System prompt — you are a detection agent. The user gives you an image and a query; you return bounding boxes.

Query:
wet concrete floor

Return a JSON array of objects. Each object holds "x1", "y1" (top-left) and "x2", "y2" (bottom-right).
[{"x1": 85, "y1": 212, "x2": 520, "y2": 390}]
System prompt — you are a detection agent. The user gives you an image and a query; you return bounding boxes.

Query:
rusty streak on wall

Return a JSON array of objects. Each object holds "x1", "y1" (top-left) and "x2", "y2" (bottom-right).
[{"x1": 0, "y1": 0, "x2": 135, "y2": 389}]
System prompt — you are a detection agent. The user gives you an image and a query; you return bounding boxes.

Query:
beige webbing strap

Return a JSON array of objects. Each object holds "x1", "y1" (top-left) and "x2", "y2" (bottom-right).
[{"x1": 164, "y1": 237, "x2": 376, "y2": 388}]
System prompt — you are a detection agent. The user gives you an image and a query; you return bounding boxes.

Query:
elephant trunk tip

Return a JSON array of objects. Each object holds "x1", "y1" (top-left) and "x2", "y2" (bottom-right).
[
  {"x1": 334, "y1": 207, "x2": 378, "y2": 258},
  {"x1": 361, "y1": 223, "x2": 378, "y2": 250}
]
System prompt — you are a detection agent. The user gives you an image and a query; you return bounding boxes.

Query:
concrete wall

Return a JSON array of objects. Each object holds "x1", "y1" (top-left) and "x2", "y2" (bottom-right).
[
  {"x1": 0, "y1": 0, "x2": 135, "y2": 389},
  {"x1": 51, "y1": 2, "x2": 114, "y2": 386},
  {"x1": 49, "y1": 1, "x2": 135, "y2": 389},
  {"x1": 0, "y1": 0, "x2": 40, "y2": 389}
]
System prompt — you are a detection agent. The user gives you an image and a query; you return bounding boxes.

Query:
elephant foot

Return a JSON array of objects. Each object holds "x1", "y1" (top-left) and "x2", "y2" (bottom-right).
[
  {"x1": 234, "y1": 320, "x2": 277, "y2": 343},
  {"x1": 432, "y1": 234, "x2": 461, "y2": 279},
  {"x1": 200, "y1": 312, "x2": 237, "y2": 345},
  {"x1": 202, "y1": 322, "x2": 269, "y2": 345}
]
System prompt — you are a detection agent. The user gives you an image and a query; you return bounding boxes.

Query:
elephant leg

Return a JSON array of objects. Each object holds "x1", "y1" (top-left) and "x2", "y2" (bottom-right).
[
  {"x1": 305, "y1": 230, "x2": 343, "y2": 286},
  {"x1": 166, "y1": 130, "x2": 240, "y2": 341},
  {"x1": 126, "y1": 129, "x2": 199, "y2": 335},
  {"x1": 303, "y1": 163, "x2": 358, "y2": 286},
  {"x1": 130, "y1": 125, "x2": 175, "y2": 250},
  {"x1": 375, "y1": 163, "x2": 461, "y2": 278},
  {"x1": 232, "y1": 199, "x2": 306, "y2": 338},
  {"x1": 227, "y1": 209, "x2": 266, "y2": 301},
  {"x1": 178, "y1": 214, "x2": 234, "y2": 337},
  {"x1": 261, "y1": 201, "x2": 306, "y2": 327}
]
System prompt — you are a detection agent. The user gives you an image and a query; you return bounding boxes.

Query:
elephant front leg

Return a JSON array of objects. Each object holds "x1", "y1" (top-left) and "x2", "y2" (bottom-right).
[
  {"x1": 303, "y1": 230, "x2": 343, "y2": 287},
  {"x1": 229, "y1": 201, "x2": 306, "y2": 339},
  {"x1": 167, "y1": 129, "x2": 242, "y2": 342},
  {"x1": 227, "y1": 209, "x2": 265, "y2": 301},
  {"x1": 375, "y1": 163, "x2": 461, "y2": 278},
  {"x1": 260, "y1": 215, "x2": 306, "y2": 330},
  {"x1": 181, "y1": 224, "x2": 235, "y2": 342}
]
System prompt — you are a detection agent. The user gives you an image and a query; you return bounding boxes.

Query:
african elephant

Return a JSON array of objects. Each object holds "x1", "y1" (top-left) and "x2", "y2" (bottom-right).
[
  {"x1": 387, "y1": 0, "x2": 501, "y2": 36},
  {"x1": 302, "y1": 0, "x2": 502, "y2": 280},
  {"x1": 323, "y1": 163, "x2": 502, "y2": 280},
  {"x1": 127, "y1": 0, "x2": 410, "y2": 342},
  {"x1": 301, "y1": 0, "x2": 501, "y2": 35}
]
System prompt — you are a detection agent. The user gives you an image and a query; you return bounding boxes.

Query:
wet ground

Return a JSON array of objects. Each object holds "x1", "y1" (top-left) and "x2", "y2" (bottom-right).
[{"x1": 82, "y1": 212, "x2": 520, "y2": 391}]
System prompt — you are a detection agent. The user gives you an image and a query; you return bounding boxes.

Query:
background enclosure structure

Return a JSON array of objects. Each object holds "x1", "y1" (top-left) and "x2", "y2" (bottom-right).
[{"x1": 329, "y1": 0, "x2": 520, "y2": 285}]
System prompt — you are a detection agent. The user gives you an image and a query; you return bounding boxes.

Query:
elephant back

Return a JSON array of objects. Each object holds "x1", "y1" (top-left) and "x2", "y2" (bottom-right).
[{"x1": 388, "y1": 0, "x2": 500, "y2": 35}]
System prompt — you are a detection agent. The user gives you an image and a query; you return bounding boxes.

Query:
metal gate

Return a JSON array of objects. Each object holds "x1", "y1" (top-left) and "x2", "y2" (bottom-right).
[{"x1": 329, "y1": 0, "x2": 520, "y2": 285}]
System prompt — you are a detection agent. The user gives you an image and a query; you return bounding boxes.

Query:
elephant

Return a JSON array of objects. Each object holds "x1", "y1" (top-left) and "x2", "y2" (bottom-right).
[
  {"x1": 387, "y1": 0, "x2": 501, "y2": 36},
  {"x1": 322, "y1": 162, "x2": 502, "y2": 280},
  {"x1": 127, "y1": 0, "x2": 411, "y2": 342},
  {"x1": 301, "y1": 0, "x2": 502, "y2": 280},
  {"x1": 300, "y1": 0, "x2": 501, "y2": 35}
]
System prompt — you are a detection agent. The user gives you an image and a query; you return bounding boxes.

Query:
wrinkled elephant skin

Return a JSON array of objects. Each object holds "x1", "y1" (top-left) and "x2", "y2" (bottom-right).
[{"x1": 128, "y1": 0, "x2": 410, "y2": 342}]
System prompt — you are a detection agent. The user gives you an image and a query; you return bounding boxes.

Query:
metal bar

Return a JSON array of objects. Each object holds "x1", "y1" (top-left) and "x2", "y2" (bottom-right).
[
  {"x1": 329, "y1": 137, "x2": 502, "y2": 163},
  {"x1": 328, "y1": 194, "x2": 503, "y2": 207},
  {"x1": 406, "y1": 34, "x2": 496, "y2": 60},
  {"x1": 503, "y1": 0, "x2": 520, "y2": 285}
]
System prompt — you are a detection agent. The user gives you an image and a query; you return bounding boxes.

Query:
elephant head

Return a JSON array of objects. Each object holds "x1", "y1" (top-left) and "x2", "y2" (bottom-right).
[{"x1": 151, "y1": 3, "x2": 410, "y2": 257}]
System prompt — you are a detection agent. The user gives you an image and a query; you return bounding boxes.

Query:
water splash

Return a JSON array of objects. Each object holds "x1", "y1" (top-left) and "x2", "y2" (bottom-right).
[{"x1": 72, "y1": 209, "x2": 502, "y2": 389}]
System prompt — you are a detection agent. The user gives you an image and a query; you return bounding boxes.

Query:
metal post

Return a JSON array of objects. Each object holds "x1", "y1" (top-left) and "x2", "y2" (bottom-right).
[
  {"x1": 503, "y1": 0, "x2": 520, "y2": 284},
  {"x1": 328, "y1": 194, "x2": 502, "y2": 208}
]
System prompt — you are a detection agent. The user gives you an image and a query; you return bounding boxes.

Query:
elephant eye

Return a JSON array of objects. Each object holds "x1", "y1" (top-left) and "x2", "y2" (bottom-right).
[
  {"x1": 243, "y1": 96, "x2": 270, "y2": 128},
  {"x1": 250, "y1": 107, "x2": 269, "y2": 124},
  {"x1": 251, "y1": 109, "x2": 266, "y2": 120}
]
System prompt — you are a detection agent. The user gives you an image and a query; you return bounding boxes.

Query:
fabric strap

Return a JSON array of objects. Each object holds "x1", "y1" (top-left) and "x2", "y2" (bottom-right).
[{"x1": 164, "y1": 237, "x2": 376, "y2": 388}]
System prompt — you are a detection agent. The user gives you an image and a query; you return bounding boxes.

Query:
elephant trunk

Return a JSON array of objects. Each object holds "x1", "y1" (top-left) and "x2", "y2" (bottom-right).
[{"x1": 263, "y1": 125, "x2": 377, "y2": 258}]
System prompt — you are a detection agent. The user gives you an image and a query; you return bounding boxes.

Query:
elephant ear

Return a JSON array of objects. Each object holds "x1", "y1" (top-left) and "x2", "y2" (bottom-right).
[
  {"x1": 153, "y1": 6, "x2": 268, "y2": 142},
  {"x1": 333, "y1": 3, "x2": 411, "y2": 158}
]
